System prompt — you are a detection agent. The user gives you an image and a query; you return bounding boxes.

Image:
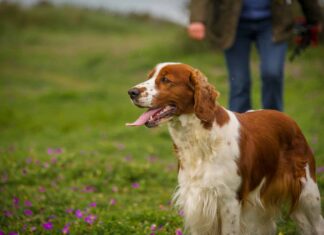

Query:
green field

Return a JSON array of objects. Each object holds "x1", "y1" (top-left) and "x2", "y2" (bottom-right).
[{"x1": 0, "y1": 3, "x2": 324, "y2": 234}]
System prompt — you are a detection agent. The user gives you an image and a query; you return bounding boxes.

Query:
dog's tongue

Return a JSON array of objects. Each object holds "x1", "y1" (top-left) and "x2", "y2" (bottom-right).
[{"x1": 126, "y1": 108, "x2": 162, "y2": 126}]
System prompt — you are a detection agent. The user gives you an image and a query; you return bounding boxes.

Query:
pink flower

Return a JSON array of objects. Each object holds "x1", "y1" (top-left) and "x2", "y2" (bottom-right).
[
  {"x1": 131, "y1": 182, "x2": 140, "y2": 189},
  {"x1": 24, "y1": 209, "x2": 33, "y2": 216},
  {"x1": 51, "y1": 157, "x2": 58, "y2": 164},
  {"x1": 24, "y1": 200, "x2": 32, "y2": 207},
  {"x1": 39, "y1": 186, "x2": 46, "y2": 193},
  {"x1": 62, "y1": 224, "x2": 70, "y2": 234},
  {"x1": 84, "y1": 214, "x2": 97, "y2": 224},
  {"x1": 13, "y1": 197, "x2": 19, "y2": 207},
  {"x1": 82, "y1": 185, "x2": 96, "y2": 193},
  {"x1": 66, "y1": 208, "x2": 74, "y2": 214},
  {"x1": 175, "y1": 228, "x2": 183, "y2": 235},
  {"x1": 75, "y1": 210, "x2": 83, "y2": 219},
  {"x1": 89, "y1": 202, "x2": 97, "y2": 207},
  {"x1": 4, "y1": 210, "x2": 13, "y2": 217},
  {"x1": 8, "y1": 232, "x2": 18, "y2": 235},
  {"x1": 178, "y1": 209, "x2": 184, "y2": 217},
  {"x1": 0, "y1": 230, "x2": 4, "y2": 235},
  {"x1": 110, "y1": 198, "x2": 117, "y2": 206},
  {"x1": 47, "y1": 148, "x2": 55, "y2": 155},
  {"x1": 47, "y1": 148, "x2": 63, "y2": 155},
  {"x1": 150, "y1": 224, "x2": 157, "y2": 231},
  {"x1": 43, "y1": 221, "x2": 53, "y2": 230}
]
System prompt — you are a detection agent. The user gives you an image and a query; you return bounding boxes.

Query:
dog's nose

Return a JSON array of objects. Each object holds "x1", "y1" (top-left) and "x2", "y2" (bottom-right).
[{"x1": 128, "y1": 88, "x2": 140, "y2": 99}]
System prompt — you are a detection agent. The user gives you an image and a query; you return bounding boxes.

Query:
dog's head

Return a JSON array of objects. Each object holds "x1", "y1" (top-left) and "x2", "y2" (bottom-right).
[{"x1": 127, "y1": 63, "x2": 219, "y2": 128}]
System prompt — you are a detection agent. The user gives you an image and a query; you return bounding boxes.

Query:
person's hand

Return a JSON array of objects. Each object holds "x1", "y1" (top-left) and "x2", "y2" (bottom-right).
[{"x1": 187, "y1": 22, "x2": 206, "y2": 40}]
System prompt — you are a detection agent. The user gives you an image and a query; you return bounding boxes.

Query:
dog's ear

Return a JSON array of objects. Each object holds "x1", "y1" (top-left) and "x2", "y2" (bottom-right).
[{"x1": 190, "y1": 69, "x2": 219, "y2": 128}]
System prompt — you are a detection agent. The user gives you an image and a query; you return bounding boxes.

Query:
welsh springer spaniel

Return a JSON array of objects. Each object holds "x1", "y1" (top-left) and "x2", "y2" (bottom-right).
[{"x1": 127, "y1": 63, "x2": 324, "y2": 235}]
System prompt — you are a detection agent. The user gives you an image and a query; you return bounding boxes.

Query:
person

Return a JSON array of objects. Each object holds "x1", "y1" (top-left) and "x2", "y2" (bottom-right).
[{"x1": 188, "y1": 0, "x2": 322, "y2": 113}]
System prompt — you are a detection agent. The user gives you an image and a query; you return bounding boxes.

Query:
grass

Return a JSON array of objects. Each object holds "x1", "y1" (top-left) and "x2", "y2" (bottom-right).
[{"x1": 0, "y1": 2, "x2": 324, "y2": 234}]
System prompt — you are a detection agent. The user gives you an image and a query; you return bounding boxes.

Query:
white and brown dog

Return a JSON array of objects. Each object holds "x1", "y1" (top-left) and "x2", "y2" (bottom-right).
[{"x1": 127, "y1": 63, "x2": 324, "y2": 235}]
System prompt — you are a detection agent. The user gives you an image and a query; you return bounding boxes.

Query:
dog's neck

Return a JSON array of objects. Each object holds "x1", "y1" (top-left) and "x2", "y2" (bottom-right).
[{"x1": 167, "y1": 108, "x2": 240, "y2": 167}]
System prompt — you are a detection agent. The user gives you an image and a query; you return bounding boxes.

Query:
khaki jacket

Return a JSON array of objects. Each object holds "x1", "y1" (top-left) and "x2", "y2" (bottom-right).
[{"x1": 190, "y1": 0, "x2": 322, "y2": 49}]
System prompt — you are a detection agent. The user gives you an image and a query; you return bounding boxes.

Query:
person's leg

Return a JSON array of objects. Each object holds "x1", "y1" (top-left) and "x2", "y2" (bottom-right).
[
  {"x1": 256, "y1": 19, "x2": 287, "y2": 111},
  {"x1": 224, "y1": 21, "x2": 253, "y2": 113}
]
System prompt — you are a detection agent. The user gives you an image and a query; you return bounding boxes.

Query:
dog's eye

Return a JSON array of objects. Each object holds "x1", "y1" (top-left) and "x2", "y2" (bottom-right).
[{"x1": 161, "y1": 77, "x2": 171, "y2": 83}]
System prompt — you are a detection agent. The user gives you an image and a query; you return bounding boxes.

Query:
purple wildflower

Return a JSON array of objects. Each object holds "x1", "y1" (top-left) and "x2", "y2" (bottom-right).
[
  {"x1": 178, "y1": 209, "x2": 185, "y2": 217},
  {"x1": 4, "y1": 210, "x2": 13, "y2": 217},
  {"x1": 47, "y1": 148, "x2": 55, "y2": 155},
  {"x1": 131, "y1": 182, "x2": 140, "y2": 189},
  {"x1": 24, "y1": 209, "x2": 33, "y2": 216},
  {"x1": 75, "y1": 210, "x2": 83, "y2": 219},
  {"x1": 8, "y1": 232, "x2": 18, "y2": 235},
  {"x1": 30, "y1": 226, "x2": 37, "y2": 232},
  {"x1": 84, "y1": 214, "x2": 97, "y2": 224},
  {"x1": 150, "y1": 224, "x2": 157, "y2": 231},
  {"x1": 24, "y1": 200, "x2": 32, "y2": 207},
  {"x1": 110, "y1": 198, "x2": 117, "y2": 206},
  {"x1": 0, "y1": 230, "x2": 4, "y2": 235},
  {"x1": 89, "y1": 202, "x2": 97, "y2": 208},
  {"x1": 62, "y1": 224, "x2": 70, "y2": 234},
  {"x1": 47, "y1": 148, "x2": 63, "y2": 155},
  {"x1": 43, "y1": 221, "x2": 53, "y2": 230},
  {"x1": 13, "y1": 197, "x2": 19, "y2": 207},
  {"x1": 82, "y1": 185, "x2": 96, "y2": 193},
  {"x1": 317, "y1": 166, "x2": 324, "y2": 174},
  {"x1": 175, "y1": 228, "x2": 183, "y2": 235},
  {"x1": 66, "y1": 208, "x2": 74, "y2": 214}
]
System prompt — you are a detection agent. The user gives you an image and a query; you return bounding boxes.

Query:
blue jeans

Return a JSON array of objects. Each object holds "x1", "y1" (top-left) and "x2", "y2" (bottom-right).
[{"x1": 224, "y1": 18, "x2": 287, "y2": 113}]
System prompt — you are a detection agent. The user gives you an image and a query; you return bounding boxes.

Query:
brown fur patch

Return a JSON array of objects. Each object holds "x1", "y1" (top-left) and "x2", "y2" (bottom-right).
[{"x1": 235, "y1": 110, "x2": 315, "y2": 212}]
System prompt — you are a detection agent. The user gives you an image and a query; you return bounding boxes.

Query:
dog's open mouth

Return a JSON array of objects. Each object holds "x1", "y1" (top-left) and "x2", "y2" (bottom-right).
[{"x1": 126, "y1": 105, "x2": 177, "y2": 128}]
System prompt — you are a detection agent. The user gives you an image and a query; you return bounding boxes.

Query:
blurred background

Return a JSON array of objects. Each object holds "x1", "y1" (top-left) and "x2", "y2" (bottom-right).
[{"x1": 0, "y1": 0, "x2": 324, "y2": 234}]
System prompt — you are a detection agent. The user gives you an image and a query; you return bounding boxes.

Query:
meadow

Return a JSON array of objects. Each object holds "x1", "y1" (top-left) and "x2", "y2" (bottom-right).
[{"x1": 0, "y1": 3, "x2": 324, "y2": 234}]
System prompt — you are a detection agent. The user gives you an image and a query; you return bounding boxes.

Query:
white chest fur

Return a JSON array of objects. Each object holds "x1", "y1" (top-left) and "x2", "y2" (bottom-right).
[{"x1": 168, "y1": 112, "x2": 242, "y2": 234}]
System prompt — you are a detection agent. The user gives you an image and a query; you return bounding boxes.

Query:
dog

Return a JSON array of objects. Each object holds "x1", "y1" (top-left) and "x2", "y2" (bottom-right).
[{"x1": 127, "y1": 62, "x2": 324, "y2": 235}]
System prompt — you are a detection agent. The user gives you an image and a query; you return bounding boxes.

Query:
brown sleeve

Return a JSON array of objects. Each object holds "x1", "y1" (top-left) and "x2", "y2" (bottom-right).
[
  {"x1": 189, "y1": 0, "x2": 211, "y2": 23},
  {"x1": 298, "y1": 0, "x2": 322, "y2": 24}
]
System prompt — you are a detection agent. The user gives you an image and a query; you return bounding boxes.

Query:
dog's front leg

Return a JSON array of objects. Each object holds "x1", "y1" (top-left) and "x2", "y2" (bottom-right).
[{"x1": 219, "y1": 196, "x2": 241, "y2": 235}]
